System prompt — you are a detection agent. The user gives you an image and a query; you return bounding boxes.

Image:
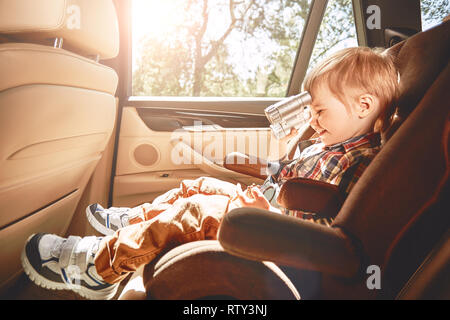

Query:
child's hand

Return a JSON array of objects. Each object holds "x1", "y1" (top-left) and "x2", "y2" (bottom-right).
[
  {"x1": 285, "y1": 127, "x2": 299, "y2": 140},
  {"x1": 235, "y1": 184, "x2": 270, "y2": 210}
]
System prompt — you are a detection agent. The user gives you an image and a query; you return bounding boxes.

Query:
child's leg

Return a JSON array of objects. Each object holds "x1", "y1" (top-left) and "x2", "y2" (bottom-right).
[
  {"x1": 21, "y1": 180, "x2": 238, "y2": 299},
  {"x1": 94, "y1": 193, "x2": 231, "y2": 284},
  {"x1": 20, "y1": 193, "x2": 230, "y2": 299},
  {"x1": 87, "y1": 177, "x2": 240, "y2": 235},
  {"x1": 130, "y1": 177, "x2": 240, "y2": 222}
]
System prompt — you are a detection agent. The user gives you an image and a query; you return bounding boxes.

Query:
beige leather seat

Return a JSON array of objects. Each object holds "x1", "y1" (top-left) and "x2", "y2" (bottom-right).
[{"x1": 0, "y1": 0, "x2": 119, "y2": 290}]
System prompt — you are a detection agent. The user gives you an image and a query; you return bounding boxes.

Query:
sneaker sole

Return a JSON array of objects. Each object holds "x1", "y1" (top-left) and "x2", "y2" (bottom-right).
[
  {"x1": 86, "y1": 206, "x2": 115, "y2": 236},
  {"x1": 21, "y1": 234, "x2": 118, "y2": 300}
]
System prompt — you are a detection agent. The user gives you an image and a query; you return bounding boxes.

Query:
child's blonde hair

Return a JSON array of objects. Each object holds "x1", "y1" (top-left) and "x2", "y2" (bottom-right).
[{"x1": 303, "y1": 47, "x2": 399, "y2": 132}]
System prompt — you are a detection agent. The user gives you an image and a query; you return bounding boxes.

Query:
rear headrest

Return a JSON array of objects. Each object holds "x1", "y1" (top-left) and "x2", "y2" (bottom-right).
[
  {"x1": 0, "y1": 0, "x2": 119, "y2": 60},
  {"x1": 382, "y1": 20, "x2": 450, "y2": 140}
]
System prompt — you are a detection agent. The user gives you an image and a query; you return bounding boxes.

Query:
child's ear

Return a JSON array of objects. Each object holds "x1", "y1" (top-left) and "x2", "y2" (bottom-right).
[{"x1": 356, "y1": 94, "x2": 377, "y2": 118}]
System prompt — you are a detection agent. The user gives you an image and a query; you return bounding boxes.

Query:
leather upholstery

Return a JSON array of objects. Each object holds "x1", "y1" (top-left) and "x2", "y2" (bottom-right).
[
  {"x1": 218, "y1": 208, "x2": 361, "y2": 278},
  {"x1": 383, "y1": 20, "x2": 450, "y2": 141},
  {"x1": 0, "y1": 43, "x2": 117, "y2": 94},
  {"x1": 396, "y1": 230, "x2": 450, "y2": 300},
  {"x1": 383, "y1": 180, "x2": 449, "y2": 299},
  {"x1": 144, "y1": 240, "x2": 300, "y2": 300},
  {"x1": 0, "y1": 0, "x2": 118, "y2": 290},
  {"x1": 0, "y1": 0, "x2": 119, "y2": 59}
]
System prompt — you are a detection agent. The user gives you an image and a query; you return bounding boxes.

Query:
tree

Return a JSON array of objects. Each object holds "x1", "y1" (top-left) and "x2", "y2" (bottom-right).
[
  {"x1": 307, "y1": 0, "x2": 356, "y2": 75},
  {"x1": 132, "y1": 0, "x2": 357, "y2": 97},
  {"x1": 420, "y1": 0, "x2": 449, "y2": 30},
  {"x1": 133, "y1": 0, "x2": 449, "y2": 97}
]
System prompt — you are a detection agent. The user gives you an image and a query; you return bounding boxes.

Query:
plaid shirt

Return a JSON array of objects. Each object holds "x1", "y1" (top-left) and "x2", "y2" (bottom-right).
[{"x1": 260, "y1": 132, "x2": 381, "y2": 226}]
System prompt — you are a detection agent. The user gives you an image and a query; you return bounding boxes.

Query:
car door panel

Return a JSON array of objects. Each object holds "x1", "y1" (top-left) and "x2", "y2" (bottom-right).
[{"x1": 112, "y1": 105, "x2": 288, "y2": 207}]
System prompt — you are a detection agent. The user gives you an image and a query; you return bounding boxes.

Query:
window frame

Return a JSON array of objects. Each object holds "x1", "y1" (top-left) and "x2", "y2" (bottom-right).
[
  {"x1": 287, "y1": 0, "x2": 329, "y2": 96},
  {"x1": 124, "y1": 0, "x2": 340, "y2": 102}
]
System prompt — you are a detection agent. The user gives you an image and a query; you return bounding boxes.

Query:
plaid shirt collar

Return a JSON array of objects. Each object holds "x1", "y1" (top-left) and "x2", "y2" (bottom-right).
[{"x1": 322, "y1": 132, "x2": 381, "y2": 152}]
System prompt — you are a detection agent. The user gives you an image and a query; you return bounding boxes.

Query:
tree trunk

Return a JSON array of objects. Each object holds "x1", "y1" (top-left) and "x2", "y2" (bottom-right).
[{"x1": 192, "y1": 58, "x2": 204, "y2": 96}]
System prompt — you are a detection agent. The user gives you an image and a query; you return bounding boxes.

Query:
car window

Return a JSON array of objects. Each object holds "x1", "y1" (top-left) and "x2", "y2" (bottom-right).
[
  {"x1": 131, "y1": 0, "x2": 317, "y2": 98},
  {"x1": 420, "y1": 0, "x2": 449, "y2": 31},
  {"x1": 306, "y1": 0, "x2": 358, "y2": 75}
]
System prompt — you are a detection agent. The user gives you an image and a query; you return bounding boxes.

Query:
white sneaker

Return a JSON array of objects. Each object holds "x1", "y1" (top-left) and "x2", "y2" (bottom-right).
[
  {"x1": 21, "y1": 233, "x2": 119, "y2": 300},
  {"x1": 86, "y1": 204, "x2": 131, "y2": 236}
]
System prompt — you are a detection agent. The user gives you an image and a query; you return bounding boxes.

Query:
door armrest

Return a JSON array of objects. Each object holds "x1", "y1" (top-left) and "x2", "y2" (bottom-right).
[{"x1": 223, "y1": 152, "x2": 271, "y2": 180}]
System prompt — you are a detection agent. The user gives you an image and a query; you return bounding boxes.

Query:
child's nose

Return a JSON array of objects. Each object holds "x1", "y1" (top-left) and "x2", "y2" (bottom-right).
[{"x1": 309, "y1": 112, "x2": 318, "y2": 127}]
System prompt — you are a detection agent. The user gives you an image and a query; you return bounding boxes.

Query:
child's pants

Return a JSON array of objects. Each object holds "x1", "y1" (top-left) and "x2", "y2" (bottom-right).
[{"x1": 93, "y1": 177, "x2": 241, "y2": 284}]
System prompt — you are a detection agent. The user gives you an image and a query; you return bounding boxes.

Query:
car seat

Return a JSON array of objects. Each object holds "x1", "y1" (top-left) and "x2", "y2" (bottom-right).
[{"x1": 129, "y1": 19, "x2": 449, "y2": 300}]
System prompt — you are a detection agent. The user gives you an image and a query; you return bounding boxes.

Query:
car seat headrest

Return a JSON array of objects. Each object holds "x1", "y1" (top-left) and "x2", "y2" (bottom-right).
[
  {"x1": 382, "y1": 20, "x2": 450, "y2": 141},
  {"x1": 0, "y1": 0, "x2": 119, "y2": 60}
]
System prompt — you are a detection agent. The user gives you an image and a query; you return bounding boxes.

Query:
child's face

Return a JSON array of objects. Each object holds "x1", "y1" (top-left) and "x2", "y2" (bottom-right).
[{"x1": 308, "y1": 84, "x2": 369, "y2": 146}]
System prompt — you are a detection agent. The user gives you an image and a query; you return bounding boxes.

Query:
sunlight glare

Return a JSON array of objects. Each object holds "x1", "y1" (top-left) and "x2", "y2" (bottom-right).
[
  {"x1": 132, "y1": 0, "x2": 184, "y2": 71},
  {"x1": 132, "y1": 0, "x2": 181, "y2": 44}
]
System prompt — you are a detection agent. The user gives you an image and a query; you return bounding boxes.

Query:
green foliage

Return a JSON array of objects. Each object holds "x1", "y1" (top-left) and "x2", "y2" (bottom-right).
[
  {"x1": 307, "y1": 0, "x2": 356, "y2": 75},
  {"x1": 131, "y1": 0, "x2": 356, "y2": 97},
  {"x1": 132, "y1": 0, "x2": 448, "y2": 97},
  {"x1": 133, "y1": 0, "x2": 315, "y2": 97},
  {"x1": 420, "y1": 0, "x2": 449, "y2": 30}
]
